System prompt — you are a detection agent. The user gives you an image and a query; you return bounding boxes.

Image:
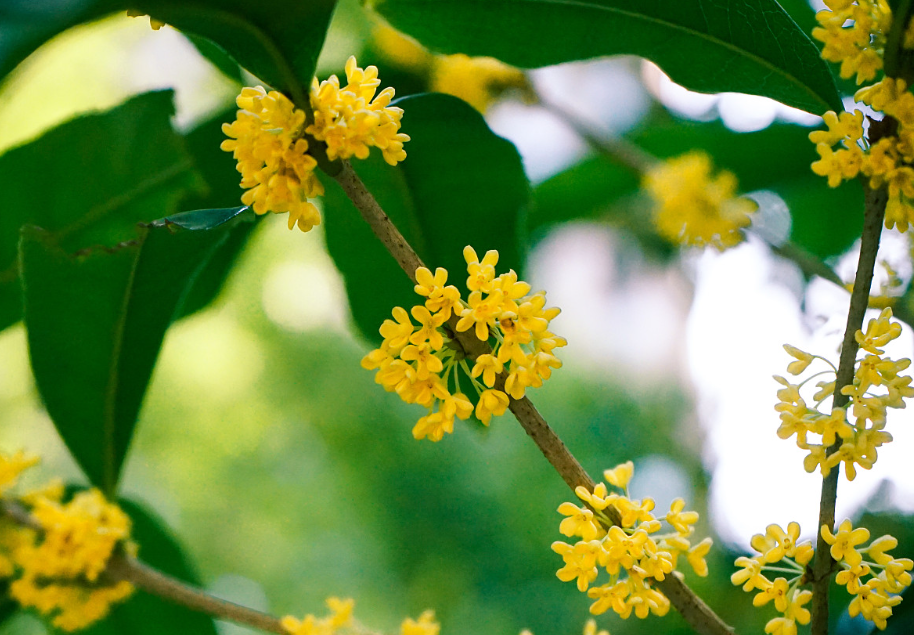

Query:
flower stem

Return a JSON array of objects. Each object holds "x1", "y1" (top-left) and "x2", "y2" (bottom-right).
[{"x1": 811, "y1": 182, "x2": 887, "y2": 635}]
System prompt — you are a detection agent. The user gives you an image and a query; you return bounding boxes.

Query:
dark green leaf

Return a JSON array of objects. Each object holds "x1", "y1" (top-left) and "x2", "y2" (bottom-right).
[
  {"x1": 20, "y1": 210, "x2": 253, "y2": 495},
  {"x1": 370, "y1": 0, "x2": 841, "y2": 114},
  {"x1": 179, "y1": 107, "x2": 245, "y2": 213},
  {"x1": 1, "y1": 0, "x2": 338, "y2": 103},
  {"x1": 322, "y1": 93, "x2": 530, "y2": 342},
  {"x1": 0, "y1": 1, "x2": 119, "y2": 82},
  {"x1": 0, "y1": 90, "x2": 205, "y2": 333},
  {"x1": 49, "y1": 497, "x2": 218, "y2": 635}
]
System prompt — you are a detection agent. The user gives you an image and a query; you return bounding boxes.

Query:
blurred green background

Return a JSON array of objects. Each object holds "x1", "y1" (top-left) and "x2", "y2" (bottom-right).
[{"x1": 0, "y1": 1, "x2": 912, "y2": 635}]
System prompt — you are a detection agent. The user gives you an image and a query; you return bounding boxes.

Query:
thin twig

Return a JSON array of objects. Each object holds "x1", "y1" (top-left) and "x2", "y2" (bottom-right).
[
  {"x1": 536, "y1": 95, "x2": 657, "y2": 174},
  {"x1": 810, "y1": 182, "x2": 887, "y2": 635},
  {"x1": 106, "y1": 555, "x2": 286, "y2": 634},
  {"x1": 1, "y1": 500, "x2": 288, "y2": 634},
  {"x1": 332, "y1": 160, "x2": 738, "y2": 635}
]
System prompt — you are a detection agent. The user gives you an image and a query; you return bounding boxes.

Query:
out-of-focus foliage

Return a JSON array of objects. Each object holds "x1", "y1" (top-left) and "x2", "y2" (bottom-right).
[
  {"x1": 1, "y1": 0, "x2": 912, "y2": 634},
  {"x1": 0, "y1": 0, "x2": 337, "y2": 99}
]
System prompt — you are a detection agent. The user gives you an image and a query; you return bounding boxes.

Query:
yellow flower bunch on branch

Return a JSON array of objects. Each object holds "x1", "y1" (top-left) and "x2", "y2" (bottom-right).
[
  {"x1": 810, "y1": 1, "x2": 914, "y2": 230},
  {"x1": 362, "y1": 246, "x2": 565, "y2": 441},
  {"x1": 282, "y1": 598, "x2": 439, "y2": 635},
  {"x1": 222, "y1": 57, "x2": 409, "y2": 232},
  {"x1": 551, "y1": 461, "x2": 712, "y2": 620},
  {"x1": 0, "y1": 452, "x2": 135, "y2": 631},
  {"x1": 643, "y1": 150, "x2": 757, "y2": 251},
  {"x1": 732, "y1": 520, "x2": 911, "y2": 633},
  {"x1": 774, "y1": 308, "x2": 913, "y2": 479}
]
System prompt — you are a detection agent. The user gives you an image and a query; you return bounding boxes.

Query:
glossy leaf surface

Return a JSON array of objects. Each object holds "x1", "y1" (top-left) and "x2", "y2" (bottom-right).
[
  {"x1": 371, "y1": 0, "x2": 841, "y2": 113},
  {"x1": 21, "y1": 208, "x2": 253, "y2": 494}
]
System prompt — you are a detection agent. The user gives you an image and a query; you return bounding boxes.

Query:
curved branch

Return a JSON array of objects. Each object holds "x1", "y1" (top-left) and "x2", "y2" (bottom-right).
[{"x1": 331, "y1": 161, "x2": 737, "y2": 635}]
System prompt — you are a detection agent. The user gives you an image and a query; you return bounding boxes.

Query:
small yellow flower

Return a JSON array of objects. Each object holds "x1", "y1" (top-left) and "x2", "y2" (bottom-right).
[
  {"x1": 475, "y1": 388, "x2": 509, "y2": 424},
  {"x1": 401, "y1": 610, "x2": 440, "y2": 635},
  {"x1": 822, "y1": 519, "x2": 870, "y2": 567},
  {"x1": 558, "y1": 503, "x2": 601, "y2": 541},
  {"x1": 644, "y1": 151, "x2": 756, "y2": 251},
  {"x1": 603, "y1": 461, "x2": 634, "y2": 489}
]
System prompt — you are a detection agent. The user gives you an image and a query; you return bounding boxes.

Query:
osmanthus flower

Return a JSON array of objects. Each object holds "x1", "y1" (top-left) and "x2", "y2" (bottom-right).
[
  {"x1": 812, "y1": 0, "x2": 892, "y2": 85},
  {"x1": 809, "y1": 2, "x2": 914, "y2": 231},
  {"x1": 643, "y1": 150, "x2": 757, "y2": 251},
  {"x1": 222, "y1": 57, "x2": 408, "y2": 232},
  {"x1": 551, "y1": 461, "x2": 710, "y2": 621},
  {"x1": 362, "y1": 246, "x2": 565, "y2": 441},
  {"x1": 774, "y1": 308, "x2": 913, "y2": 480},
  {"x1": 308, "y1": 57, "x2": 410, "y2": 166},
  {"x1": 281, "y1": 597, "x2": 355, "y2": 635},
  {"x1": 520, "y1": 619, "x2": 610, "y2": 635},
  {"x1": 731, "y1": 523, "x2": 815, "y2": 635},
  {"x1": 822, "y1": 520, "x2": 912, "y2": 629},
  {"x1": 9, "y1": 486, "x2": 135, "y2": 631},
  {"x1": 371, "y1": 24, "x2": 532, "y2": 115},
  {"x1": 734, "y1": 520, "x2": 911, "y2": 632}
]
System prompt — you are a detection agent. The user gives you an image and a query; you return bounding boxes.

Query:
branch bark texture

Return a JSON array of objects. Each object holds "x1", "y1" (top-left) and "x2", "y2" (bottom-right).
[
  {"x1": 332, "y1": 161, "x2": 738, "y2": 635},
  {"x1": 810, "y1": 184, "x2": 887, "y2": 635}
]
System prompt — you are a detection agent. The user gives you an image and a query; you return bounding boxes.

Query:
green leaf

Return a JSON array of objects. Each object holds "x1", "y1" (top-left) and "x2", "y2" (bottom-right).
[
  {"x1": 532, "y1": 114, "x2": 863, "y2": 259},
  {"x1": 322, "y1": 93, "x2": 530, "y2": 342},
  {"x1": 20, "y1": 209, "x2": 254, "y2": 495},
  {"x1": 370, "y1": 0, "x2": 841, "y2": 114},
  {"x1": 0, "y1": 90, "x2": 205, "y2": 333},
  {"x1": 49, "y1": 497, "x2": 218, "y2": 635},
  {"x1": 1, "y1": 1, "x2": 338, "y2": 103}
]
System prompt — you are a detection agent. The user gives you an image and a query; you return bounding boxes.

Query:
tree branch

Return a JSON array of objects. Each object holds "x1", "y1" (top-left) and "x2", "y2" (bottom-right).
[
  {"x1": 2, "y1": 500, "x2": 288, "y2": 634},
  {"x1": 810, "y1": 183, "x2": 887, "y2": 635},
  {"x1": 332, "y1": 161, "x2": 737, "y2": 635}
]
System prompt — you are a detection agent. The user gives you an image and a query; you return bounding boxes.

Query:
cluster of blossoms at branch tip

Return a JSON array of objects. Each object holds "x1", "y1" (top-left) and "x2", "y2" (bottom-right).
[
  {"x1": 0, "y1": 450, "x2": 135, "y2": 631},
  {"x1": 362, "y1": 247, "x2": 565, "y2": 442},
  {"x1": 775, "y1": 308, "x2": 913, "y2": 480},
  {"x1": 222, "y1": 56, "x2": 408, "y2": 232},
  {"x1": 282, "y1": 598, "x2": 439, "y2": 635},
  {"x1": 733, "y1": 520, "x2": 911, "y2": 633},
  {"x1": 643, "y1": 150, "x2": 757, "y2": 251},
  {"x1": 551, "y1": 461, "x2": 712, "y2": 620},
  {"x1": 810, "y1": 3, "x2": 914, "y2": 230}
]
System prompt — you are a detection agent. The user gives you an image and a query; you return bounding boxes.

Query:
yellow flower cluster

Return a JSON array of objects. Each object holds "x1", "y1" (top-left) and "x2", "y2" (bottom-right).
[
  {"x1": 823, "y1": 520, "x2": 912, "y2": 630},
  {"x1": 520, "y1": 618, "x2": 608, "y2": 635},
  {"x1": 222, "y1": 57, "x2": 408, "y2": 232},
  {"x1": 774, "y1": 308, "x2": 913, "y2": 480},
  {"x1": 372, "y1": 25, "x2": 530, "y2": 114},
  {"x1": 362, "y1": 247, "x2": 565, "y2": 442},
  {"x1": 812, "y1": 0, "x2": 891, "y2": 85},
  {"x1": 551, "y1": 461, "x2": 712, "y2": 619},
  {"x1": 221, "y1": 86, "x2": 324, "y2": 232},
  {"x1": 643, "y1": 151, "x2": 757, "y2": 251},
  {"x1": 309, "y1": 56, "x2": 410, "y2": 165},
  {"x1": 811, "y1": 80, "x2": 914, "y2": 230},
  {"x1": 0, "y1": 452, "x2": 135, "y2": 631},
  {"x1": 732, "y1": 521, "x2": 912, "y2": 633},
  {"x1": 282, "y1": 598, "x2": 439, "y2": 635},
  {"x1": 809, "y1": 3, "x2": 914, "y2": 230},
  {"x1": 430, "y1": 54, "x2": 529, "y2": 114},
  {"x1": 731, "y1": 522, "x2": 816, "y2": 635}
]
